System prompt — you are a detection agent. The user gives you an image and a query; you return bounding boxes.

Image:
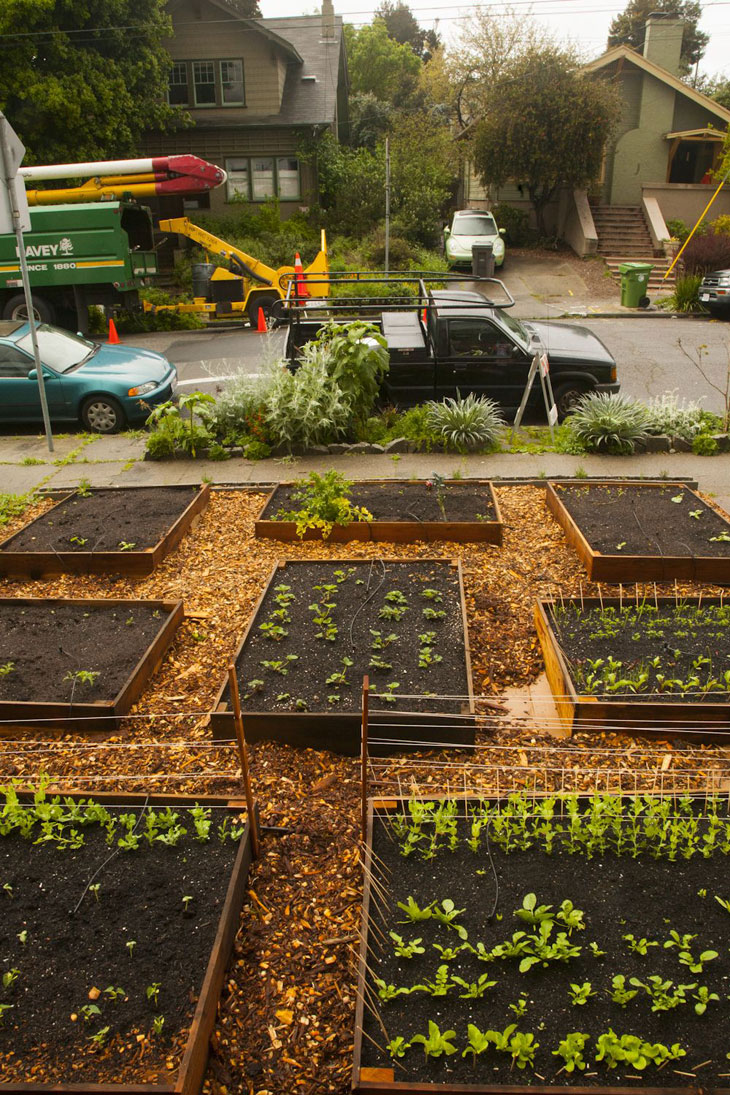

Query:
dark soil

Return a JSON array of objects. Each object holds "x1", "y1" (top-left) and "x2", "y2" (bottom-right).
[
  {"x1": 553, "y1": 484, "x2": 730, "y2": 557},
  {"x1": 260, "y1": 482, "x2": 497, "y2": 524},
  {"x1": 362, "y1": 809, "x2": 730, "y2": 1087},
  {"x1": 548, "y1": 599, "x2": 730, "y2": 702},
  {"x1": 0, "y1": 808, "x2": 239, "y2": 1083},
  {"x1": 0, "y1": 602, "x2": 175, "y2": 702},
  {"x1": 229, "y1": 560, "x2": 470, "y2": 715},
  {"x1": 3, "y1": 487, "x2": 202, "y2": 553}
]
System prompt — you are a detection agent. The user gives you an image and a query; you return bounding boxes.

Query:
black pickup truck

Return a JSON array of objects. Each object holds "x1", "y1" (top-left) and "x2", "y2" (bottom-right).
[{"x1": 286, "y1": 287, "x2": 619, "y2": 420}]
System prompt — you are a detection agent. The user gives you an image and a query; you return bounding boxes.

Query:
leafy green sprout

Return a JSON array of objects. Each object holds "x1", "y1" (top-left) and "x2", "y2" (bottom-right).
[
  {"x1": 146, "y1": 983, "x2": 161, "y2": 1007},
  {"x1": 622, "y1": 933, "x2": 658, "y2": 955},
  {"x1": 2, "y1": 883, "x2": 12, "y2": 898},
  {"x1": 89, "y1": 883, "x2": 101, "y2": 902},
  {"x1": 609, "y1": 975, "x2": 638, "y2": 1007},
  {"x1": 81, "y1": 1003, "x2": 102, "y2": 1021},
  {"x1": 64, "y1": 669, "x2": 100, "y2": 688},
  {"x1": 89, "y1": 1025, "x2": 110, "y2": 1047},
  {"x1": 104, "y1": 986, "x2": 125, "y2": 1002},
  {"x1": 552, "y1": 1031, "x2": 589, "y2": 1072},
  {"x1": 17, "y1": 930, "x2": 27, "y2": 945},
  {"x1": 569, "y1": 981, "x2": 596, "y2": 1006},
  {"x1": 0, "y1": 1003, "x2": 13, "y2": 1024},
  {"x1": 152, "y1": 1015, "x2": 165, "y2": 1036},
  {"x1": 508, "y1": 995, "x2": 529, "y2": 1017},
  {"x1": 69, "y1": 535, "x2": 88, "y2": 546},
  {"x1": 126, "y1": 940, "x2": 137, "y2": 957},
  {"x1": 182, "y1": 895, "x2": 193, "y2": 912},
  {"x1": 389, "y1": 931, "x2": 425, "y2": 958},
  {"x1": 2, "y1": 969, "x2": 19, "y2": 990},
  {"x1": 387, "y1": 1036, "x2": 409, "y2": 1058},
  {"x1": 0, "y1": 663, "x2": 15, "y2": 677},
  {"x1": 693, "y1": 985, "x2": 720, "y2": 1014},
  {"x1": 410, "y1": 1020, "x2": 458, "y2": 1058}
]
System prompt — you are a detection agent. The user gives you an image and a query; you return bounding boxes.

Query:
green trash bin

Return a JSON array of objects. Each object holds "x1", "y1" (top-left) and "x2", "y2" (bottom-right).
[{"x1": 619, "y1": 261, "x2": 653, "y2": 308}]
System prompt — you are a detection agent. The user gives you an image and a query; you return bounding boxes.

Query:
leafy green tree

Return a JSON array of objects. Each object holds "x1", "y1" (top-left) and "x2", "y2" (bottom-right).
[
  {"x1": 348, "y1": 93, "x2": 393, "y2": 151},
  {"x1": 0, "y1": 0, "x2": 183, "y2": 164},
  {"x1": 696, "y1": 74, "x2": 730, "y2": 110},
  {"x1": 389, "y1": 112, "x2": 457, "y2": 245},
  {"x1": 444, "y1": 7, "x2": 558, "y2": 129},
  {"x1": 472, "y1": 50, "x2": 620, "y2": 235},
  {"x1": 347, "y1": 20, "x2": 421, "y2": 105},
  {"x1": 607, "y1": 0, "x2": 708, "y2": 75}
]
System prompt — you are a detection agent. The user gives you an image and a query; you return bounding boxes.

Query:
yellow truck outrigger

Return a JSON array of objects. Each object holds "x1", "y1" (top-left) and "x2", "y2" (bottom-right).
[{"x1": 145, "y1": 217, "x2": 330, "y2": 326}]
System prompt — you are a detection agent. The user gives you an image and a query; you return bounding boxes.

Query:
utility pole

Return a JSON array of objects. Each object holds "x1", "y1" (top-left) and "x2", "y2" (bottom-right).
[
  {"x1": 384, "y1": 137, "x2": 391, "y2": 276},
  {"x1": 0, "y1": 113, "x2": 54, "y2": 453}
]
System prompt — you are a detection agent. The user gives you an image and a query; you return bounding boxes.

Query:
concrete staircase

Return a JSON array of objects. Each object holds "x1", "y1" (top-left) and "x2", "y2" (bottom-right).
[{"x1": 591, "y1": 204, "x2": 675, "y2": 293}]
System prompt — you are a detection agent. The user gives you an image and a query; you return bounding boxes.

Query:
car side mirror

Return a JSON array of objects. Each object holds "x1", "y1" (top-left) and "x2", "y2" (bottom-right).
[
  {"x1": 499, "y1": 228, "x2": 506, "y2": 235},
  {"x1": 444, "y1": 227, "x2": 450, "y2": 237},
  {"x1": 27, "y1": 369, "x2": 37, "y2": 380}
]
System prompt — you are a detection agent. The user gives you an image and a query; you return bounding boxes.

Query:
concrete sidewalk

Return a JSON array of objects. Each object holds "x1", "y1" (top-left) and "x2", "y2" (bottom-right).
[{"x1": 5, "y1": 433, "x2": 730, "y2": 515}]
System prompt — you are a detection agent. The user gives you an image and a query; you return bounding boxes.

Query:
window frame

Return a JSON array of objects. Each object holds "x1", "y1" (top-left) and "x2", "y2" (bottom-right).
[
  {"x1": 224, "y1": 156, "x2": 301, "y2": 202},
  {"x1": 167, "y1": 59, "x2": 246, "y2": 109}
]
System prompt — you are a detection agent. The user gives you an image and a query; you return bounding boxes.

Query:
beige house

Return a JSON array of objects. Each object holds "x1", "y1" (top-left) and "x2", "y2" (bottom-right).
[
  {"x1": 142, "y1": 0, "x2": 348, "y2": 217},
  {"x1": 463, "y1": 15, "x2": 730, "y2": 262}
]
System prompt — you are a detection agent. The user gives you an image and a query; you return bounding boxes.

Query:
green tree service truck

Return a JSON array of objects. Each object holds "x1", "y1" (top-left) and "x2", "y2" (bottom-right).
[{"x1": 0, "y1": 202, "x2": 158, "y2": 332}]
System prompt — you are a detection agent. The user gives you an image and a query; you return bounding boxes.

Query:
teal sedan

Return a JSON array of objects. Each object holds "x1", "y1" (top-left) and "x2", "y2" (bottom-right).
[
  {"x1": 444, "y1": 210, "x2": 506, "y2": 269},
  {"x1": 0, "y1": 321, "x2": 177, "y2": 433}
]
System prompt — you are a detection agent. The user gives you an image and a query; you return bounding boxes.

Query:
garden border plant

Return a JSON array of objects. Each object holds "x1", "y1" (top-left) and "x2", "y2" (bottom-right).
[
  {"x1": 255, "y1": 476, "x2": 503, "y2": 545},
  {"x1": 545, "y1": 481, "x2": 730, "y2": 583},
  {"x1": 0, "y1": 485, "x2": 210, "y2": 579},
  {"x1": 209, "y1": 558, "x2": 475, "y2": 755},
  {"x1": 0, "y1": 598, "x2": 183, "y2": 736},
  {"x1": 0, "y1": 786, "x2": 254, "y2": 1095},
  {"x1": 535, "y1": 595, "x2": 730, "y2": 741}
]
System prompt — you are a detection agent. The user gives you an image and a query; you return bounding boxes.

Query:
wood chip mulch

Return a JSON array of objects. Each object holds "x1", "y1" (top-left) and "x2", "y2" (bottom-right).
[{"x1": 1, "y1": 485, "x2": 729, "y2": 1094}]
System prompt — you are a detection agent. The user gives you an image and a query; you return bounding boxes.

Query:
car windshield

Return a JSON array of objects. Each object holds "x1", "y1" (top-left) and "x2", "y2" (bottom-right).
[
  {"x1": 497, "y1": 309, "x2": 530, "y2": 349},
  {"x1": 17, "y1": 325, "x2": 96, "y2": 374},
  {"x1": 452, "y1": 216, "x2": 497, "y2": 237}
]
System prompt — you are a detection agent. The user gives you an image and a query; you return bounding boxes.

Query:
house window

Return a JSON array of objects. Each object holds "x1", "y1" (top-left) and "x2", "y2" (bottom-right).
[
  {"x1": 168, "y1": 62, "x2": 189, "y2": 106},
  {"x1": 225, "y1": 157, "x2": 301, "y2": 202},
  {"x1": 193, "y1": 61, "x2": 216, "y2": 106},
  {"x1": 221, "y1": 60, "x2": 245, "y2": 106}
]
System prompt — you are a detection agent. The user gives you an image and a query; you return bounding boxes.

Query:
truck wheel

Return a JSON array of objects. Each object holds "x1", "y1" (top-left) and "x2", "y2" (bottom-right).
[
  {"x1": 3, "y1": 293, "x2": 55, "y2": 324},
  {"x1": 553, "y1": 383, "x2": 588, "y2": 421},
  {"x1": 81, "y1": 395, "x2": 126, "y2": 434},
  {"x1": 247, "y1": 293, "x2": 283, "y2": 327}
]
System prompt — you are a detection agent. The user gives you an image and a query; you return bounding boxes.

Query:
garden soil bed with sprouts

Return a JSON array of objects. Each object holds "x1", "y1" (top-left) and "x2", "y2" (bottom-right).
[
  {"x1": 546, "y1": 482, "x2": 730, "y2": 583},
  {"x1": 355, "y1": 795, "x2": 730, "y2": 1094},
  {"x1": 210, "y1": 558, "x2": 474, "y2": 754},
  {"x1": 535, "y1": 596, "x2": 730, "y2": 740},
  {"x1": 0, "y1": 485, "x2": 210, "y2": 578},
  {"x1": 0, "y1": 788, "x2": 253, "y2": 1094},
  {"x1": 0, "y1": 598, "x2": 183, "y2": 735},
  {"x1": 255, "y1": 481, "x2": 503, "y2": 544}
]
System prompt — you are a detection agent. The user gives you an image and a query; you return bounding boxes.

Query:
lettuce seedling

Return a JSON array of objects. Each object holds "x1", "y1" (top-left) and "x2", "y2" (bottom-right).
[
  {"x1": 553, "y1": 1031, "x2": 589, "y2": 1072},
  {"x1": 410, "y1": 1020, "x2": 457, "y2": 1058},
  {"x1": 388, "y1": 932, "x2": 424, "y2": 958}
]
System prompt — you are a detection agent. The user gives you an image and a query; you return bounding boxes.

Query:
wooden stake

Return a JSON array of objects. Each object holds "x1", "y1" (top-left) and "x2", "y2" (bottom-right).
[
  {"x1": 361, "y1": 675, "x2": 370, "y2": 846},
  {"x1": 227, "y1": 665, "x2": 260, "y2": 858}
]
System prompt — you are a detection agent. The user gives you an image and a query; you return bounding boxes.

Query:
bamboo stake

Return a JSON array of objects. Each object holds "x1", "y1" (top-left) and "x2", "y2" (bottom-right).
[{"x1": 227, "y1": 665, "x2": 260, "y2": 858}]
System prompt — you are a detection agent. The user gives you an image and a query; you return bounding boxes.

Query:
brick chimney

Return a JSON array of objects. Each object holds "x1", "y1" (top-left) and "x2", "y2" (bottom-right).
[
  {"x1": 322, "y1": 0, "x2": 335, "y2": 39},
  {"x1": 642, "y1": 13, "x2": 684, "y2": 75}
]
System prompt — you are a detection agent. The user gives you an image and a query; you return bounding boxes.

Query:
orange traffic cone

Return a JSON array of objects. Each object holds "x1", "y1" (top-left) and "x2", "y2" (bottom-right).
[
  {"x1": 257, "y1": 306, "x2": 267, "y2": 333},
  {"x1": 107, "y1": 318, "x2": 120, "y2": 344},
  {"x1": 293, "y1": 252, "x2": 309, "y2": 298}
]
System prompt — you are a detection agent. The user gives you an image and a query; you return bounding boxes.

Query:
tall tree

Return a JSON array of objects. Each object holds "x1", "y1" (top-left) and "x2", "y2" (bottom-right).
[
  {"x1": 347, "y1": 20, "x2": 421, "y2": 105},
  {"x1": 472, "y1": 49, "x2": 620, "y2": 235},
  {"x1": 375, "y1": 1, "x2": 440, "y2": 61},
  {"x1": 0, "y1": 0, "x2": 183, "y2": 165},
  {"x1": 444, "y1": 8, "x2": 559, "y2": 129},
  {"x1": 607, "y1": 0, "x2": 708, "y2": 75}
]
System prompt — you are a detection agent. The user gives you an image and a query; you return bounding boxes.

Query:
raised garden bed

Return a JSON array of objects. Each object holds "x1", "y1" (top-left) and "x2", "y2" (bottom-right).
[
  {"x1": 355, "y1": 793, "x2": 730, "y2": 1094},
  {"x1": 535, "y1": 595, "x2": 730, "y2": 740},
  {"x1": 255, "y1": 480, "x2": 503, "y2": 544},
  {"x1": 210, "y1": 559, "x2": 474, "y2": 754},
  {"x1": 0, "y1": 597, "x2": 183, "y2": 735},
  {"x1": 0, "y1": 785, "x2": 253, "y2": 1094},
  {"x1": 546, "y1": 481, "x2": 730, "y2": 583},
  {"x1": 0, "y1": 485, "x2": 210, "y2": 578}
]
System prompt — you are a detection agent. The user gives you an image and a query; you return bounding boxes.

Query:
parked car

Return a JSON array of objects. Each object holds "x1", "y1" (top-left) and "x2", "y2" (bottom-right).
[
  {"x1": 0, "y1": 321, "x2": 177, "y2": 433},
  {"x1": 444, "y1": 210, "x2": 506, "y2": 269},
  {"x1": 699, "y1": 269, "x2": 730, "y2": 318}
]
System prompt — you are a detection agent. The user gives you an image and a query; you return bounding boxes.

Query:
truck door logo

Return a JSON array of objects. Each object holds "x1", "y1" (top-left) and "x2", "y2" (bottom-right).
[{"x1": 59, "y1": 238, "x2": 74, "y2": 254}]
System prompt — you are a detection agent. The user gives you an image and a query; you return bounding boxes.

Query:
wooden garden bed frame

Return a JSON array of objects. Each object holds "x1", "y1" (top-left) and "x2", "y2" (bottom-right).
[
  {"x1": 210, "y1": 559, "x2": 475, "y2": 755},
  {"x1": 0, "y1": 789, "x2": 254, "y2": 1095},
  {"x1": 352, "y1": 795, "x2": 721, "y2": 1095},
  {"x1": 0, "y1": 597, "x2": 184, "y2": 736},
  {"x1": 254, "y1": 480, "x2": 503, "y2": 544},
  {"x1": 545, "y1": 480, "x2": 730, "y2": 583},
  {"x1": 0, "y1": 485, "x2": 210, "y2": 578},
  {"x1": 534, "y1": 596, "x2": 730, "y2": 741}
]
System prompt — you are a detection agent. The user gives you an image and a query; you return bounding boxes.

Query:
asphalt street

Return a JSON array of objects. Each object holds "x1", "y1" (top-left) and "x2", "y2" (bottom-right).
[{"x1": 125, "y1": 316, "x2": 730, "y2": 415}]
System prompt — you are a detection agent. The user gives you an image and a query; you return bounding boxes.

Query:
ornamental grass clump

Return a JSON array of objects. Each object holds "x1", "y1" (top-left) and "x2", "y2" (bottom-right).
[
  {"x1": 567, "y1": 393, "x2": 649, "y2": 454},
  {"x1": 426, "y1": 393, "x2": 506, "y2": 452}
]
